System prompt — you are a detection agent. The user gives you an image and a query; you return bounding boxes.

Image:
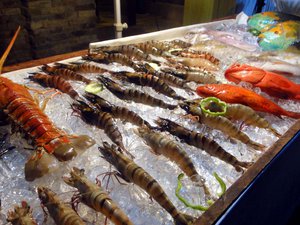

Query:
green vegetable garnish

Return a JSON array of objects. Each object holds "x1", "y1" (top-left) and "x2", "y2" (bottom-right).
[
  {"x1": 213, "y1": 172, "x2": 227, "y2": 197},
  {"x1": 175, "y1": 173, "x2": 209, "y2": 211},
  {"x1": 200, "y1": 97, "x2": 227, "y2": 116},
  {"x1": 85, "y1": 82, "x2": 103, "y2": 94},
  {"x1": 147, "y1": 62, "x2": 160, "y2": 71},
  {"x1": 175, "y1": 172, "x2": 227, "y2": 211}
]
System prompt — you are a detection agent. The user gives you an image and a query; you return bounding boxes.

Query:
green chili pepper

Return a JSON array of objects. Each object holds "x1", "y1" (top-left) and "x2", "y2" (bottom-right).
[{"x1": 200, "y1": 97, "x2": 227, "y2": 116}]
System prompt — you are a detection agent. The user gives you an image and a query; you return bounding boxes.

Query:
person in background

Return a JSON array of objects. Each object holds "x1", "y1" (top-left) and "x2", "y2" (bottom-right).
[{"x1": 236, "y1": 0, "x2": 300, "y2": 16}]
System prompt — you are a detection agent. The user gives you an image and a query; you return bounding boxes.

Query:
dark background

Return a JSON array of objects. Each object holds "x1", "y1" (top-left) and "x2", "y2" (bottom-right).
[{"x1": 0, "y1": 0, "x2": 185, "y2": 65}]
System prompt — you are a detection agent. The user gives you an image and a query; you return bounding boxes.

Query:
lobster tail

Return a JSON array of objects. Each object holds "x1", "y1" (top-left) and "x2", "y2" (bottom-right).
[
  {"x1": 51, "y1": 134, "x2": 95, "y2": 161},
  {"x1": 52, "y1": 142, "x2": 77, "y2": 161}
]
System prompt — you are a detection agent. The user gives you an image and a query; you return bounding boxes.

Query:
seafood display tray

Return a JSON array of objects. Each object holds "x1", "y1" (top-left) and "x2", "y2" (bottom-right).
[
  {"x1": 88, "y1": 19, "x2": 300, "y2": 224},
  {"x1": 1, "y1": 17, "x2": 300, "y2": 225}
]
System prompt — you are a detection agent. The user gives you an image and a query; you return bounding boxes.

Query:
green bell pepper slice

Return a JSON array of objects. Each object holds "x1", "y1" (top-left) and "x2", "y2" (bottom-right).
[{"x1": 200, "y1": 97, "x2": 227, "y2": 116}]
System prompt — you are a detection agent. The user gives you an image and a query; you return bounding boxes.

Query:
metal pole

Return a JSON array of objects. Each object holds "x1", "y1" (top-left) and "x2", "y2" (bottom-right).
[{"x1": 113, "y1": 0, "x2": 128, "y2": 39}]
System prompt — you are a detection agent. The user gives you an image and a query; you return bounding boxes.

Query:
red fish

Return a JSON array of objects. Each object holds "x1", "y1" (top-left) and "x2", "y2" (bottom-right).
[
  {"x1": 196, "y1": 84, "x2": 300, "y2": 119},
  {"x1": 225, "y1": 64, "x2": 300, "y2": 100}
]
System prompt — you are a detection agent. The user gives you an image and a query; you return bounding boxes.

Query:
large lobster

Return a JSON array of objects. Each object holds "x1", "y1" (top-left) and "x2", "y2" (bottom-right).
[{"x1": 0, "y1": 27, "x2": 95, "y2": 181}]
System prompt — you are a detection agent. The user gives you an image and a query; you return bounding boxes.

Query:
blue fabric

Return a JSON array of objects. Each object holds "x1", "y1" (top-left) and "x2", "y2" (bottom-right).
[
  {"x1": 236, "y1": 0, "x2": 276, "y2": 16},
  {"x1": 262, "y1": 0, "x2": 276, "y2": 12}
]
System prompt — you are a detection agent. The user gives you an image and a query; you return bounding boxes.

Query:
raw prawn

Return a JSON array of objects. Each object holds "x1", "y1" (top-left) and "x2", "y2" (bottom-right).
[
  {"x1": 64, "y1": 167, "x2": 134, "y2": 225},
  {"x1": 145, "y1": 64, "x2": 192, "y2": 90},
  {"x1": 192, "y1": 98, "x2": 281, "y2": 137},
  {"x1": 37, "y1": 186, "x2": 86, "y2": 225},
  {"x1": 114, "y1": 72, "x2": 185, "y2": 100},
  {"x1": 97, "y1": 76, "x2": 177, "y2": 109},
  {"x1": 83, "y1": 52, "x2": 146, "y2": 72},
  {"x1": 155, "y1": 118, "x2": 251, "y2": 172},
  {"x1": 72, "y1": 100, "x2": 127, "y2": 154},
  {"x1": 225, "y1": 64, "x2": 300, "y2": 100},
  {"x1": 7, "y1": 201, "x2": 37, "y2": 225},
  {"x1": 84, "y1": 92, "x2": 152, "y2": 128},
  {"x1": 140, "y1": 40, "x2": 191, "y2": 52},
  {"x1": 133, "y1": 42, "x2": 166, "y2": 57},
  {"x1": 170, "y1": 49, "x2": 220, "y2": 65},
  {"x1": 42, "y1": 64, "x2": 91, "y2": 84},
  {"x1": 196, "y1": 84, "x2": 300, "y2": 119},
  {"x1": 136, "y1": 126, "x2": 211, "y2": 194},
  {"x1": 94, "y1": 45, "x2": 154, "y2": 62},
  {"x1": 171, "y1": 57, "x2": 219, "y2": 71},
  {"x1": 54, "y1": 62, "x2": 107, "y2": 74},
  {"x1": 179, "y1": 101, "x2": 265, "y2": 150},
  {"x1": 162, "y1": 67, "x2": 219, "y2": 84},
  {"x1": 28, "y1": 73, "x2": 80, "y2": 100},
  {"x1": 99, "y1": 142, "x2": 195, "y2": 225},
  {"x1": 169, "y1": 39, "x2": 192, "y2": 48}
]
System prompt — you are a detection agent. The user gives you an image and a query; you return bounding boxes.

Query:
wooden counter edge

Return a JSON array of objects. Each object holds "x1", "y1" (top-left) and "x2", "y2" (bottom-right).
[
  {"x1": 2, "y1": 49, "x2": 88, "y2": 73},
  {"x1": 193, "y1": 120, "x2": 300, "y2": 225}
]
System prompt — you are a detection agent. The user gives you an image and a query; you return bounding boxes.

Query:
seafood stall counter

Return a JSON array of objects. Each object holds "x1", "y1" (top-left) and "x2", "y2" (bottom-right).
[{"x1": 1, "y1": 17, "x2": 300, "y2": 225}]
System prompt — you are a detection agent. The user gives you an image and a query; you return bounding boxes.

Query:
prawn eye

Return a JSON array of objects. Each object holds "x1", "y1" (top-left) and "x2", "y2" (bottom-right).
[
  {"x1": 181, "y1": 104, "x2": 189, "y2": 110},
  {"x1": 38, "y1": 189, "x2": 47, "y2": 202}
]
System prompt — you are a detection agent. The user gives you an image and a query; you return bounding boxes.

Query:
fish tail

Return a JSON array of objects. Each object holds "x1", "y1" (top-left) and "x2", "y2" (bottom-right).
[{"x1": 285, "y1": 110, "x2": 300, "y2": 119}]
